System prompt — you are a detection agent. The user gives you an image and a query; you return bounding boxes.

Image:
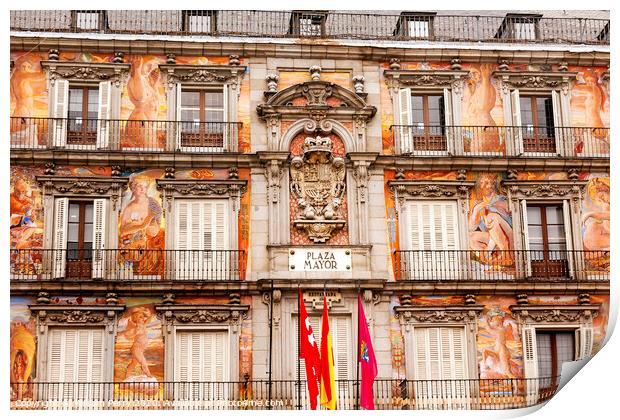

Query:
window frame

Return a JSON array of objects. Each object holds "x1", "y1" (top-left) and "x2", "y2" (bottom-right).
[
  {"x1": 395, "y1": 12, "x2": 436, "y2": 39},
  {"x1": 178, "y1": 87, "x2": 227, "y2": 150},
  {"x1": 519, "y1": 94, "x2": 556, "y2": 153}
]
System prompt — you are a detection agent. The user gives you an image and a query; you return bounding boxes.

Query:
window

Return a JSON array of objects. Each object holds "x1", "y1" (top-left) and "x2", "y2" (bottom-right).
[
  {"x1": 182, "y1": 10, "x2": 217, "y2": 34},
  {"x1": 53, "y1": 198, "x2": 107, "y2": 279},
  {"x1": 179, "y1": 88, "x2": 226, "y2": 150},
  {"x1": 536, "y1": 331, "x2": 574, "y2": 381},
  {"x1": 525, "y1": 203, "x2": 569, "y2": 278},
  {"x1": 175, "y1": 330, "x2": 228, "y2": 400},
  {"x1": 289, "y1": 11, "x2": 327, "y2": 37},
  {"x1": 395, "y1": 12, "x2": 435, "y2": 39},
  {"x1": 398, "y1": 88, "x2": 453, "y2": 154},
  {"x1": 519, "y1": 96, "x2": 555, "y2": 153},
  {"x1": 47, "y1": 327, "x2": 104, "y2": 400},
  {"x1": 174, "y1": 199, "x2": 229, "y2": 280},
  {"x1": 67, "y1": 87, "x2": 98, "y2": 146},
  {"x1": 402, "y1": 200, "x2": 459, "y2": 279},
  {"x1": 495, "y1": 14, "x2": 541, "y2": 41},
  {"x1": 72, "y1": 11, "x2": 107, "y2": 31},
  {"x1": 50, "y1": 80, "x2": 111, "y2": 149}
]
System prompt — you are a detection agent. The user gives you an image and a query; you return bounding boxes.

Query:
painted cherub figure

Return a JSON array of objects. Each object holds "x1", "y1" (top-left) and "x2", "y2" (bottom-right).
[{"x1": 123, "y1": 307, "x2": 153, "y2": 379}]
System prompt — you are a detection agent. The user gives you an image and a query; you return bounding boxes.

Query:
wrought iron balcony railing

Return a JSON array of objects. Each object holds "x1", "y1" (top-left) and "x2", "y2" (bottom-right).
[
  {"x1": 10, "y1": 377, "x2": 559, "y2": 410},
  {"x1": 394, "y1": 250, "x2": 610, "y2": 282},
  {"x1": 10, "y1": 249, "x2": 246, "y2": 281},
  {"x1": 391, "y1": 125, "x2": 610, "y2": 158},
  {"x1": 10, "y1": 10, "x2": 609, "y2": 45},
  {"x1": 10, "y1": 117, "x2": 242, "y2": 153}
]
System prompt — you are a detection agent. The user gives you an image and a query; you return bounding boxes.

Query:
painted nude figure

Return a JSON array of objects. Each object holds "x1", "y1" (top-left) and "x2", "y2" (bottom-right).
[
  {"x1": 123, "y1": 307, "x2": 153, "y2": 379},
  {"x1": 123, "y1": 56, "x2": 161, "y2": 148},
  {"x1": 481, "y1": 311, "x2": 521, "y2": 379}
]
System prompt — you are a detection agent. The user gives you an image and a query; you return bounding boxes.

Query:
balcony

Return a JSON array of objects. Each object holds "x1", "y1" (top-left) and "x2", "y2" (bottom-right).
[
  {"x1": 10, "y1": 10, "x2": 609, "y2": 46},
  {"x1": 391, "y1": 125, "x2": 610, "y2": 158},
  {"x1": 10, "y1": 249, "x2": 246, "y2": 282},
  {"x1": 10, "y1": 377, "x2": 558, "y2": 410},
  {"x1": 394, "y1": 250, "x2": 610, "y2": 282},
  {"x1": 10, "y1": 118, "x2": 242, "y2": 154}
]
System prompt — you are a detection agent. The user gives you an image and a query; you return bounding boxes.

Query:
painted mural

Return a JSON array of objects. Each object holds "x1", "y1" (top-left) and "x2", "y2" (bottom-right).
[
  {"x1": 468, "y1": 174, "x2": 514, "y2": 270},
  {"x1": 581, "y1": 177, "x2": 610, "y2": 270},
  {"x1": 388, "y1": 295, "x2": 406, "y2": 380},
  {"x1": 10, "y1": 297, "x2": 37, "y2": 401}
]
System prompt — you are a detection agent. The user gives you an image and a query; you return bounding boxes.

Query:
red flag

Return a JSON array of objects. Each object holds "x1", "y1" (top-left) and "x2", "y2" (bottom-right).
[
  {"x1": 299, "y1": 290, "x2": 321, "y2": 409},
  {"x1": 358, "y1": 294, "x2": 378, "y2": 410}
]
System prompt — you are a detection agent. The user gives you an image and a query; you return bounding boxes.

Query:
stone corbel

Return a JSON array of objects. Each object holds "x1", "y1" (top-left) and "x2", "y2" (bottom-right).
[
  {"x1": 37, "y1": 176, "x2": 128, "y2": 211},
  {"x1": 510, "y1": 305, "x2": 599, "y2": 325},
  {"x1": 41, "y1": 61, "x2": 131, "y2": 88}
]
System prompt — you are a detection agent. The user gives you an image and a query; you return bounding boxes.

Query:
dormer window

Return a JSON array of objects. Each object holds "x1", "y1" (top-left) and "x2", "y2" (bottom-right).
[
  {"x1": 289, "y1": 11, "x2": 327, "y2": 37},
  {"x1": 71, "y1": 10, "x2": 106, "y2": 31},
  {"x1": 394, "y1": 12, "x2": 436, "y2": 39},
  {"x1": 495, "y1": 13, "x2": 542, "y2": 41},
  {"x1": 597, "y1": 22, "x2": 610, "y2": 42},
  {"x1": 182, "y1": 10, "x2": 217, "y2": 34}
]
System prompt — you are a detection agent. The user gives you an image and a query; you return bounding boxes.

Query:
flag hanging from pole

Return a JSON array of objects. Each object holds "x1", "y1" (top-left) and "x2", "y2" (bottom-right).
[
  {"x1": 299, "y1": 290, "x2": 321, "y2": 410},
  {"x1": 320, "y1": 295, "x2": 337, "y2": 410},
  {"x1": 358, "y1": 294, "x2": 378, "y2": 410}
]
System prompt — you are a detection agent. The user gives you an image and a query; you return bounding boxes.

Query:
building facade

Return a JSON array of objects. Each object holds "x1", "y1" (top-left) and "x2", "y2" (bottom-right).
[{"x1": 10, "y1": 10, "x2": 610, "y2": 410}]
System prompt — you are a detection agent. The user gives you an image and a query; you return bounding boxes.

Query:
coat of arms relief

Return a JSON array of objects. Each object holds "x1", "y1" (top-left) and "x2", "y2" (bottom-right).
[{"x1": 290, "y1": 136, "x2": 346, "y2": 243}]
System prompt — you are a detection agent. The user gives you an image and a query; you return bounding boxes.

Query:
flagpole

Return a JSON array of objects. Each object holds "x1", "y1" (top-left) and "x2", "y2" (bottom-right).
[
  {"x1": 356, "y1": 282, "x2": 360, "y2": 410},
  {"x1": 268, "y1": 277, "x2": 273, "y2": 410},
  {"x1": 297, "y1": 282, "x2": 301, "y2": 410}
]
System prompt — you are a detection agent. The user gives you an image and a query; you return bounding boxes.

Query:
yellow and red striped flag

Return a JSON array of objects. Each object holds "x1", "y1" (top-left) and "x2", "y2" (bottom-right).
[{"x1": 319, "y1": 295, "x2": 337, "y2": 410}]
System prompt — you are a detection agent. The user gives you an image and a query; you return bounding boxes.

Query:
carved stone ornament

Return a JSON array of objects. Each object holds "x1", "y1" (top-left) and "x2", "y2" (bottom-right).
[
  {"x1": 290, "y1": 136, "x2": 346, "y2": 243},
  {"x1": 157, "y1": 179, "x2": 247, "y2": 213},
  {"x1": 384, "y1": 69, "x2": 469, "y2": 93},
  {"x1": 395, "y1": 305, "x2": 484, "y2": 325},
  {"x1": 302, "y1": 290, "x2": 343, "y2": 310},
  {"x1": 41, "y1": 61, "x2": 131, "y2": 88},
  {"x1": 29, "y1": 305, "x2": 125, "y2": 331},
  {"x1": 155, "y1": 305, "x2": 250, "y2": 326},
  {"x1": 510, "y1": 305, "x2": 599, "y2": 324},
  {"x1": 159, "y1": 64, "x2": 246, "y2": 92},
  {"x1": 504, "y1": 180, "x2": 587, "y2": 206},
  {"x1": 492, "y1": 70, "x2": 578, "y2": 95},
  {"x1": 37, "y1": 176, "x2": 127, "y2": 211},
  {"x1": 388, "y1": 180, "x2": 475, "y2": 208}
]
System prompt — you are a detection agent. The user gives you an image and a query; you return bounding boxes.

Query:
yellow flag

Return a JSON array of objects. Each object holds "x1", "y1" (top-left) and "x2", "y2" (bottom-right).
[{"x1": 320, "y1": 296, "x2": 337, "y2": 410}]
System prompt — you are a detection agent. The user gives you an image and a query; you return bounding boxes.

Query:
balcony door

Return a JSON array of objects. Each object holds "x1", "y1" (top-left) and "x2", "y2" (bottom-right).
[
  {"x1": 403, "y1": 200, "x2": 460, "y2": 280},
  {"x1": 519, "y1": 95, "x2": 556, "y2": 153},
  {"x1": 536, "y1": 330, "x2": 575, "y2": 393},
  {"x1": 67, "y1": 86, "x2": 98, "y2": 147},
  {"x1": 177, "y1": 87, "x2": 227, "y2": 152},
  {"x1": 174, "y1": 199, "x2": 229, "y2": 280},
  {"x1": 525, "y1": 203, "x2": 570, "y2": 278}
]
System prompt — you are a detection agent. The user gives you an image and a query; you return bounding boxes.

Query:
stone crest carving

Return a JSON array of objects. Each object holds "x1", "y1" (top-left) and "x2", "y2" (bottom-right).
[{"x1": 290, "y1": 136, "x2": 346, "y2": 242}]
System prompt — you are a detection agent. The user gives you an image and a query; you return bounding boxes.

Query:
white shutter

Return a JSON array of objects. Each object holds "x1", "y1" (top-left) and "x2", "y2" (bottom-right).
[
  {"x1": 414, "y1": 327, "x2": 466, "y2": 380},
  {"x1": 562, "y1": 200, "x2": 575, "y2": 279},
  {"x1": 51, "y1": 79, "x2": 69, "y2": 147},
  {"x1": 175, "y1": 200, "x2": 190, "y2": 279},
  {"x1": 398, "y1": 88, "x2": 413, "y2": 153},
  {"x1": 175, "y1": 83, "x2": 182, "y2": 150},
  {"x1": 332, "y1": 316, "x2": 352, "y2": 381},
  {"x1": 91, "y1": 199, "x2": 108, "y2": 279},
  {"x1": 522, "y1": 326, "x2": 539, "y2": 406},
  {"x1": 520, "y1": 199, "x2": 532, "y2": 277},
  {"x1": 551, "y1": 90, "x2": 564, "y2": 156},
  {"x1": 222, "y1": 85, "x2": 229, "y2": 151},
  {"x1": 510, "y1": 89, "x2": 523, "y2": 155},
  {"x1": 96, "y1": 81, "x2": 111, "y2": 148},
  {"x1": 53, "y1": 197, "x2": 69, "y2": 278},
  {"x1": 443, "y1": 88, "x2": 454, "y2": 154}
]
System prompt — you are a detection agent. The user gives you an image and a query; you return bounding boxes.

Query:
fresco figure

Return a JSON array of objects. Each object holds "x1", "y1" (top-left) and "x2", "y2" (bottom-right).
[
  {"x1": 582, "y1": 178, "x2": 610, "y2": 270},
  {"x1": 10, "y1": 323, "x2": 36, "y2": 400},
  {"x1": 464, "y1": 64, "x2": 502, "y2": 154},
  {"x1": 480, "y1": 311, "x2": 521, "y2": 379},
  {"x1": 10, "y1": 178, "x2": 43, "y2": 250},
  {"x1": 571, "y1": 70, "x2": 608, "y2": 154},
  {"x1": 469, "y1": 175, "x2": 514, "y2": 267},
  {"x1": 10, "y1": 58, "x2": 47, "y2": 146},
  {"x1": 123, "y1": 56, "x2": 162, "y2": 149},
  {"x1": 122, "y1": 307, "x2": 154, "y2": 379},
  {"x1": 119, "y1": 176, "x2": 165, "y2": 276}
]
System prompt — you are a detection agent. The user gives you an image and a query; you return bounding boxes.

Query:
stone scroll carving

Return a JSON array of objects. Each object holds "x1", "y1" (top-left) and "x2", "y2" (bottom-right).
[{"x1": 290, "y1": 136, "x2": 346, "y2": 243}]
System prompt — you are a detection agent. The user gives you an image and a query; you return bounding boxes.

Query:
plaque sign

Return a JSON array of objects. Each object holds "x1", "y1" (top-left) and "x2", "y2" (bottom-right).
[{"x1": 289, "y1": 248, "x2": 352, "y2": 271}]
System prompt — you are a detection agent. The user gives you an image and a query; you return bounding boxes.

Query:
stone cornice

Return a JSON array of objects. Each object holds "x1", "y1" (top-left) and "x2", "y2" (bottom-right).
[
  {"x1": 509, "y1": 304, "x2": 599, "y2": 324},
  {"x1": 40, "y1": 60, "x2": 131, "y2": 86},
  {"x1": 29, "y1": 304, "x2": 125, "y2": 326},
  {"x1": 155, "y1": 304, "x2": 250, "y2": 325},
  {"x1": 155, "y1": 179, "x2": 247, "y2": 197},
  {"x1": 503, "y1": 179, "x2": 588, "y2": 202}
]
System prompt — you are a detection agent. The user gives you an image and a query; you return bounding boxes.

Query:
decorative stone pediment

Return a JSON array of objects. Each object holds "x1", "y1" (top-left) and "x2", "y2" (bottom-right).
[
  {"x1": 389, "y1": 180, "x2": 475, "y2": 201},
  {"x1": 395, "y1": 305, "x2": 484, "y2": 326},
  {"x1": 257, "y1": 80, "x2": 376, "y2": 123},
  {"x1": 37, "y1": 176, "x2": 128, "y2": 211},
  {"x1": 384, "y1": 69, "x2": 470, "y2": 94},
  {"x1": 29, "y1": 304, "x2": 125, "y2": 332},
  {"x1": 504, "y1": 180, "x2": 587, "y2": 205},
  {"x1": 510, "y1": 305, "x2": 599, "y2": 324},
  {"x1": 156, "y1": 179, "x2": 247, "y2": 212},
  {"x1": 41, "y1": 60, "x2": 131, "y2": 87},
  {"x1": 155, "y1": 304, "x2": 250, "y2": 326},
  {"x1": 492, "y1": 70, "x2": 578, "y2": 94},
  {"x1": 290, "y1": 136, "x2": 346, "y2": 243},
  {"x1": 159, "y1": 64, "x2": 246, "y2": 91}
]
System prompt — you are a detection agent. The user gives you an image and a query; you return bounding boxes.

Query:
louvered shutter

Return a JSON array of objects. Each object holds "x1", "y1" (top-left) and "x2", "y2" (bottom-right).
[
  {"x1": 222, "y1": 85, "x2": 229, "y2": 151},
  {"x1": 175, "y1": 200, "x2": 190, "y2": 279},
  {"x1": 51, "y1": 79, "x2": 69, "y2": 147},
  {"x1": 510, "y1": 89, "x2": 523, "y2": 155},
  {"x1": 53, "y1": 197, "x2": 69, "y2": 278},
  {"x1": 550, "y1": 90, "x2": 564, "y2": 155},
  {"x1": 175, "y1": 83, "x2": 183, "y2": 150},
  {"x1": 521, "y1": 326, "x2": 539, "y2": 405},
  {"x1": 91, "y1": 199, "x2": 108, "y2": 279},
  {"x1": 398, "y1": 88, "x2": 413, "y2": 153},
  {"x1": 562, "y1": 200, "x2": 575, "y2": 279},
  {"x1": 96, "y1": 81, "x2": 111, "y2": 149},
  {"x1": 520, "y1": 199, "x2": 532, "y2": 277},
  {"x1": 443, "y1": 88, "x2": 454, "y2": 154}
]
